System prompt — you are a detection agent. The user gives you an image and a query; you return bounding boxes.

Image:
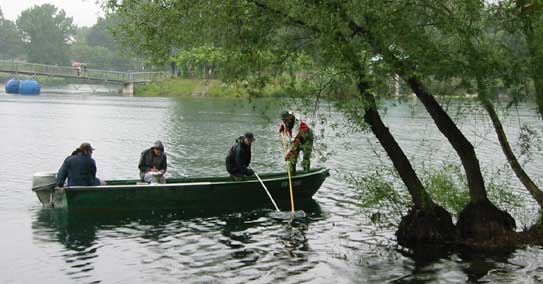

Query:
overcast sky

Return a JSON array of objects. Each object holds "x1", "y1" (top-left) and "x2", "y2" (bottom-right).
[{"x1": 0, "y1": 0, "x2": 104, "y2": 27}]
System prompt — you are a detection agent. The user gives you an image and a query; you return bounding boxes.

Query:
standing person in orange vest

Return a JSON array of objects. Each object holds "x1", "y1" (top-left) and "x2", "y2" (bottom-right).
[{"x1": 279, "y1": 111, "x2": 314, "y2": 174}]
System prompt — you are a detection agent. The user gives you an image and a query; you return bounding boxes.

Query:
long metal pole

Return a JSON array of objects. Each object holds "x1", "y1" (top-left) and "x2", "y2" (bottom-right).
[
  {"x1": 251, "y1": 168, "x2": 280, "y2": 212},
  {"x1": 280, "y1": 134, "x2": 295, "y2": 213}
]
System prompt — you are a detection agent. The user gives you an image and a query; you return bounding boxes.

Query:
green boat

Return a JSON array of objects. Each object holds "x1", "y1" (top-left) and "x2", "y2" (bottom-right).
[{"x1": 32, "y1": 168, "x2": 330, "y2": 210}]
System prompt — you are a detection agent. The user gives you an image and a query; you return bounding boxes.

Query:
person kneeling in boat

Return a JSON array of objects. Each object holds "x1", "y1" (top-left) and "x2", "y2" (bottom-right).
[
  {"x1": 138, "y1": 140, "x2": 167, "y2": 183},
  {"x1": 57, "y1": 142, "x2": 102, "y2": 187},
  {"x1": 226, "y1": 132, "x2": 255, "y2": 180},
  {"x1": 279, "y1": 111, "x2": 314, "y2": 174}
]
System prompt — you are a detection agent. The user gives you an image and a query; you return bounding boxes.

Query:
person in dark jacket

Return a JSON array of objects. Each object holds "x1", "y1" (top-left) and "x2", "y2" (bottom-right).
[
  {"x1": 57, "y1": 142, "x2": 101, "y2": 187},
  {"x1": 226, "y1": 132, "x2": 255, "y2": 180},
  {"x1": 138, "y1": 140, "x2": 168, "y2": 183}
]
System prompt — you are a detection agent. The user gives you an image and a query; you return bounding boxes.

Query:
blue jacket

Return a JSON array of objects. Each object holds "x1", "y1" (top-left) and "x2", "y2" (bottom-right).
[{"x1": 57, "y1": 153, "x2": 99, "y2": 187}]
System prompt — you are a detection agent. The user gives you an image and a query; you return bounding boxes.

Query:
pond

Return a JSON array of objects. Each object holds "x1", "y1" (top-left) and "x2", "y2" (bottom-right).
[{"x1": 0, "y1": 86, "x2": 542, "y2": 283}]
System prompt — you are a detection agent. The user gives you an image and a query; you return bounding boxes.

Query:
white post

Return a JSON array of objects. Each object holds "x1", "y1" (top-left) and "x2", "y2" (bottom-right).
[
  {"x1": 121, "y1": 82, "x2": 134, "y2": 96},
  {"x1": 394, "y1": 74, "x2": 401, "y2": 96}
]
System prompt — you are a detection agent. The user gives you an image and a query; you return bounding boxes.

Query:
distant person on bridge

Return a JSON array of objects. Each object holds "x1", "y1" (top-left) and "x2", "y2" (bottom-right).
[
  {"x1": 72, "y1": 61, "x2": 82, "y2": 76},
  {"x1": 138, "y1": 141, "x2": 168, "y2": 183},
  {"x1": 57, "y1": 142, "x2": 102, "y2": 187}
]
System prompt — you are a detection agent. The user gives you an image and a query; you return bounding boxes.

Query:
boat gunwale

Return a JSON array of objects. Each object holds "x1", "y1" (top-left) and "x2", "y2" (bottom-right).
[{"x1": 65, "y1": 168, "x2": 330, "y2": 191}]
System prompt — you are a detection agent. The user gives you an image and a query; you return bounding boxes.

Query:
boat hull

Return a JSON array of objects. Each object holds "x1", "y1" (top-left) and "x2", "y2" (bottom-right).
[{"x1": 35, "y1": 168, "x2": 330, "y2": 210}]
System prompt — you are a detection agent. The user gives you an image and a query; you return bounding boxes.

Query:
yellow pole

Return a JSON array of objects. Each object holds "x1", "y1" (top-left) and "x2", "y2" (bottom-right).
[{"x1": 280, "y1": 133, "x2": 295, "y2": 213}]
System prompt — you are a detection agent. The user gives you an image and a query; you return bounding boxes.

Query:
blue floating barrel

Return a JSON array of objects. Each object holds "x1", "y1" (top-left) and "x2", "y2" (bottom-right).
[
  {"x1": 19, "y1": 80, "x2": 41, "y2": 95},
  {"x1": 5, "y1": 79, "x2": 20, "y2": 94}
]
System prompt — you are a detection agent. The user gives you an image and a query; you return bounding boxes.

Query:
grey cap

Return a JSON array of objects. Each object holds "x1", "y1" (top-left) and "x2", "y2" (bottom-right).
[
  {"x1": 243, "y1": 132, "x2": 255, "y2": 141},
  {"x1": 152, "y1": 140, "x2": 164, "y2": 151}
]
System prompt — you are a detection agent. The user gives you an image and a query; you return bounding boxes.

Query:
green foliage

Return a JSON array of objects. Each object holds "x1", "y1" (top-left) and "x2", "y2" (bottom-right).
[
  {"x1": 352, "y1": 160, "x2": 524, "y2": 223},
  {"x1": 16, "y1": 4, "x2": 75, "y2": 65},
  {"x1": 484, "y1": 165, "x2": 525, "y2": 211},
  {"x1": 103, "y1": 0, "x2": 543, "y2": 106},
  {"x1": 135, "y1": 79, "x2": 203, "y2": 97},
  {"x1": 0, "y1": 18, "x2": 22, "y2": 58},
  {"x1": 70, "y1": 15, "x2": 143, "y2": 71},
  {"x1": 134, "y1": 78, "x2": 288, "y2": 97},
  {"x1": 348, "y1": 167, "x2": 411, "y2": 225},
  {"x1": 423, "y1": 163, "x2": 470, "y2": 216},
  {"x1": 86, "y1": 16, "x2": 118, "y2": 51},
  {"x1": 71, "y1": 43, "x2": 112, "y2": 68},
  {"x1": 518, "y1": 123, "x2": 543, "y2": 164},
  {"x1": 423, "y1": 162, "x2": 522, "y2": 218},
  {"x1": 70, "y1": 40, "x2": 142, "y2": 71},
  {"x1": 174, "y1": 46, "x2": 227, "y2": 79}
]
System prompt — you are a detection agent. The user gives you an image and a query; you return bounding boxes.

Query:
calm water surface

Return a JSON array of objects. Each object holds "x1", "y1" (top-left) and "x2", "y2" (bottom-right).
[{"x1": 1, "y1": 86, "x2": 543, "y2": 283}]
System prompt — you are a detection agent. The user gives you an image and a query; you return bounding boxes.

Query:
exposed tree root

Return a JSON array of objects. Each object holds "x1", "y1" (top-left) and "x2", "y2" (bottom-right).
[
  {"x1": 396, "y1": 205, "x2": 457, "y2": 248},
  {"x1": 519, "y1": 215, "x2": 543, "y2": 246},
  {"x1": 457, "y1": 200, "x2": 517, "y2": 249}
]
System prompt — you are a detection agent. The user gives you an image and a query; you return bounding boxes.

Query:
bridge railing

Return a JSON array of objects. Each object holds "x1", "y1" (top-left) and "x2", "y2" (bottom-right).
[
  {"x1": 129, "y1": 71, "x2": 171, "y2": 82},
  {"x1": 0, "y1": 60, "x2": 169, "y2": 83}
]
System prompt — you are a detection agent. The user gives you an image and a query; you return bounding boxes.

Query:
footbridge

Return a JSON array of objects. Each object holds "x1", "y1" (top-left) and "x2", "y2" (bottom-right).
[{"x1": 0, "y1": 60, "x2": 170, "y2": 95}]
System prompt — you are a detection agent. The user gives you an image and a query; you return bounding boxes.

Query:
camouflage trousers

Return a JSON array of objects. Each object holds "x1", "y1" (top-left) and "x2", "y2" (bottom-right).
[{"x1": 287, "y1": 141, "x2": 313, "y2": 174}]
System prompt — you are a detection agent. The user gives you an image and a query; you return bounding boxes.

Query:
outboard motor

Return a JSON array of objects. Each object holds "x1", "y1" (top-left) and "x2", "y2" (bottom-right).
[{"x1": 32, "y1": 172, "x2": 57, "y2": 206}]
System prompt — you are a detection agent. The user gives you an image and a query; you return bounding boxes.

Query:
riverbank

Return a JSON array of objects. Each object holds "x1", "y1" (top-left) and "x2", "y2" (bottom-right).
[{"x1": 135, "y1": 78, "x2": 290, "y2": 97}]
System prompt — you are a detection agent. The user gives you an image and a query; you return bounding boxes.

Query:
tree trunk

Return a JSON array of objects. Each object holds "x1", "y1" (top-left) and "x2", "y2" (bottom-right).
[
  {"x1": 356, "y1": 74, "x2": 457, "y2": 246},
  {"x1": 405, "y1": 76, "x2": 488, "y2": 204},
  {"x1": 517, "y1": 0, "x2": 543, "y2": 117},
  {"x1": 478, "y1": 83, "x2": 543, "y2": 208},
  {"x1": 404, "y1": 75, "x2": 516, "y2": 243},
  {"x1": 525, "y1": 29, "x2": 543, "y2": 117},
  {"x1": 532, "y1": 70, "x2": 543, "y2": 116},
  {"x1": 357, "y1": 77, "x2": 433, "y2": 210}
]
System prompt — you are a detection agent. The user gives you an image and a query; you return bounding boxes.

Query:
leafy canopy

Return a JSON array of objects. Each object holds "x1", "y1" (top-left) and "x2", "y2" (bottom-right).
[{"x1": 16, "y1": 4, "x2": 75, "y2": 65}]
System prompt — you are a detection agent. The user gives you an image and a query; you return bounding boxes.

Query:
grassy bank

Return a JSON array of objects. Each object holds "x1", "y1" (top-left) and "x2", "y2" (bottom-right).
[{"x1": 135, "y1": 78, "x2": 290, "y2": 97}]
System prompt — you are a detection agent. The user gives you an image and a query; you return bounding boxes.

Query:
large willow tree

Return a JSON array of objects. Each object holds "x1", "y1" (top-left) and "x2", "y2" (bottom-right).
[
  {"x1": 351, "y1": 0, "x2": 517, "y2": 242},
  {"x1": 421, "y1": 1, "x2": 543, "y2": 210},
  {"x1": 369, "y1": 0, "x2": 542, "y2": 240}
]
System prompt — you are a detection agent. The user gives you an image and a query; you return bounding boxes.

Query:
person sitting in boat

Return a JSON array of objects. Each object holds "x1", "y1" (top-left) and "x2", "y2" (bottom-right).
[
  {"x1": 226, "y1": 132, "x2": 255, "y2": 180},
  {"x1": 138, "y1": 140, "x2": 168, "y2": 183},
  {"x1": 279, "y1": 111, "x2": 314, "y2": 174},
  {"x1": 56, "y1": 142, "x2": 102, "y2": 187}
]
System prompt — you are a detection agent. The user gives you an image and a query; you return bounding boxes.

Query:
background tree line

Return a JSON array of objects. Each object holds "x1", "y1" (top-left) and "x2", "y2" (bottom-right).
[{"x1": 0, "y1": 4, "x2": 142, "y2": 71}]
